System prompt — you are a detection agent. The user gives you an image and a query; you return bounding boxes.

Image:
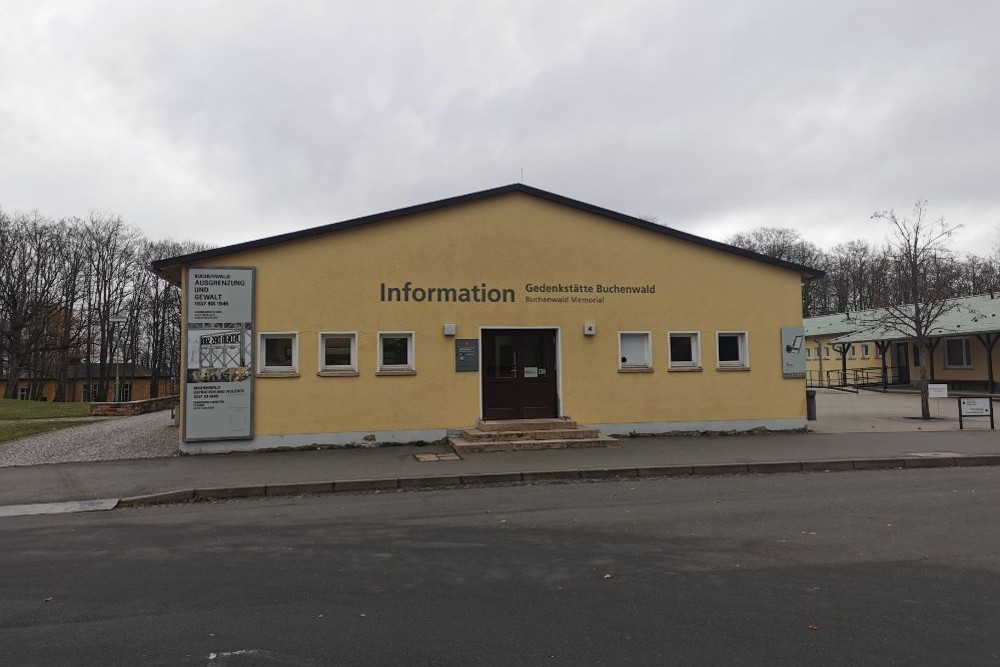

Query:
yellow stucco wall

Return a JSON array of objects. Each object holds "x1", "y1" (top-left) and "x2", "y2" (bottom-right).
[
  {"x1": 912, "y1": 337, "x2": 999, "y2": 384},
  {"x1": 805, "y1": 334, "x2": 1000, "y2": 387},
  {"x1": 180, "y1": 193, "x2": 807, "y2": 437},
  {"x1": 805, "y1": 335, "x2": 886, "y2": 380}
]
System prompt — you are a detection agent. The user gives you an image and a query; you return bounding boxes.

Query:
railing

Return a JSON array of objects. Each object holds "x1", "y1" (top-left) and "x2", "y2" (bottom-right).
[{"x1": 807, "y1": 367, "x2": 904, "y2": 392}]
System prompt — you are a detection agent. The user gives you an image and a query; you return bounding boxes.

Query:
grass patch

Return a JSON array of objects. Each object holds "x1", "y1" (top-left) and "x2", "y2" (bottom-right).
[
  {"x1": 0, "y1": 399, "x2": 91, "y2": 420},
  {"x1": 0, "y1": 420, "x2": 100, "y2": 444}
]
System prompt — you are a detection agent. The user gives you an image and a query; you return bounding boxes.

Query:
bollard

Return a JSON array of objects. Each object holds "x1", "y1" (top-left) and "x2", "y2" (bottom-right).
[{"x1": 806, "y1": 389, "x2": 817, "y2": 421}]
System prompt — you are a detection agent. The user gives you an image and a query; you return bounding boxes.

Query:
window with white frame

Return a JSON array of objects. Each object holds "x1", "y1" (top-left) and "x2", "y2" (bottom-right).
[
  {"x1": 619, "y1": 332, "x2": 652, "y2": 370},
  {"x1": 259, "y1": 332, "x2": 298, "y2": 374},
  {"x1": 668, "y1": 331, "x2": 701, "y2": 369},
  {"x1": 823, "y1": 346, "x2": 830, "y2": 358},
  {"x1": 319, "y1": 332, "x2": 357, "y2": 374},
  {"x1": 17, "y1": 387, "x2": 29, "y2": 400},
  {"x1": 806, "y1": 347, "x2": 812, "y2": 359},
  {"x1": 118, "y1": 382, "x2": 132, "y2": 402},
  {"x1": 849, "y1": 345, "x2": 856, "y2": 359},
  {"x1": 378, "y1": 332, "x2": 414, "y2": 372},
  {"x1": 717, "y1": 332, "x2": 749, "y2": 369},
  {"x1": 862, "y1": 344, "x2": 870, "y2": 359},
  {"x1": 944, "y1": 337, "x2": 973, "y2": 368}
]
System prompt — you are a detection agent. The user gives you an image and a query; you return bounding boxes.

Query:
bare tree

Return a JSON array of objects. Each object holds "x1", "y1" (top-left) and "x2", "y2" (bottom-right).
[
  {"x1": 0, "y1": 210, "x2": 65, "y2": 398},
  {"x1": 861, "y1": 201, "x2": 962, "y2": 419},
  {"x1": 50, "y1": 220, "x2": 88, "y2": 401},
  {"x1": 139, "y1": 239, "x2": 209, "y2": 397},
  {"x1": 1, "y1": 202, "x2": 210, "y2": 404},
  {"x1": 953, "y1": 252, "x2": 1000, "y2": 298},
  {"x1": 84, "y1": 213, "x2": 142, "y2": 401},
  {"x1": 824, "y1": 240, "x2": 893, "y2": 313}
]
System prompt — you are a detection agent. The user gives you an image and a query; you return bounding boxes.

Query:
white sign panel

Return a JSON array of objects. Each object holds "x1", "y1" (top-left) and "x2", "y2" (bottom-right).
[
  {"x1": 184, "y1": 268, "x2": 254, "y2": 441},
  {"x1": 781, "y1": 326, "x2": 806, "y2": 379},
  {"x1": 960, "y1": 397, "x2": 991, "y2": 417},
  {"x1": 928, "y1": 384, "x2": 949, "y2": 399}
]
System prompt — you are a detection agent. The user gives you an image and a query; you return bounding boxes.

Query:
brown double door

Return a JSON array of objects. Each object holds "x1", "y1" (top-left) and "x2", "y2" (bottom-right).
[{"x1": 482, "y1": 329, "x2": 559, "y2": 420}]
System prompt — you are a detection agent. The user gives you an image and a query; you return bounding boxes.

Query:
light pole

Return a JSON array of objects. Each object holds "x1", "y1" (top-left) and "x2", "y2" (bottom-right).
[{"x1": 110, "y1": 315, "x2": 127, "y2": 402}]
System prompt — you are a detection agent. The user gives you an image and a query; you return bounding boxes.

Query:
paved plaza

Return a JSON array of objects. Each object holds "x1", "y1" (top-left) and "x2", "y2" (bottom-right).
[{"x1": 811, "y1": 388, "x2": 995, "y2": 433}]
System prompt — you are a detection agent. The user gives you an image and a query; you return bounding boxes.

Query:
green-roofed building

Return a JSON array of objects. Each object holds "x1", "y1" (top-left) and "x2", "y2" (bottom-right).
[{"x1": 804, "y1": 294, "x2": 1000, "y2": 392}]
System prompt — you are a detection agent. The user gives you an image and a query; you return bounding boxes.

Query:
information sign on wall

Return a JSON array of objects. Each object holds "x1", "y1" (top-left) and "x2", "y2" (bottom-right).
[
  {"x1": 455, "y1": 339, "x2": 479, "y2": 372},
  {"x1": 780, "y1": 326, "x2": 806, "y2": 379},
  {"x1": 184, "y1": 268, "x2": 254, "y2": 441}
]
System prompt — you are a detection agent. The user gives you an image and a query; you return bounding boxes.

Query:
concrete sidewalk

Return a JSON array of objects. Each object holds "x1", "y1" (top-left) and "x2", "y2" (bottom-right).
[
  {"x1": 1, "y1": 428, "x2": 998, "y2": 510},
  {"x1": 2, "y1": 389, "x2": 997, "y2": 513}
]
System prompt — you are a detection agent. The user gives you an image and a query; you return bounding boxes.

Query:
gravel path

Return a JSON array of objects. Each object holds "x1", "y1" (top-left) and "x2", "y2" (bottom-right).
[{"x1": 0, "y1": 410, "x2": 179, "y2": 467}]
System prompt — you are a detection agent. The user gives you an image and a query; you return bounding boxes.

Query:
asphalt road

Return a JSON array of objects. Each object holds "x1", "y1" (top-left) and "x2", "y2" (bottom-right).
[{"x1": 2, "y1": 468, "x2": 999, "y2": 666}]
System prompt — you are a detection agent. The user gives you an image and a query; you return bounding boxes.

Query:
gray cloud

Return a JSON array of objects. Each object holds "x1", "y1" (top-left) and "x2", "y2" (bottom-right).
[{"x1": 1, "y1": 1, "x2": 997, "y2": 254}]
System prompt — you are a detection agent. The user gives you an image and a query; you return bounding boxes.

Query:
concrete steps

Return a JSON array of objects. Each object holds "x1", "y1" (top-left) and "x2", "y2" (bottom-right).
[
  {"x1": 462, "y1": 428, "x2": 600, "y2": 442},
  {"x1": 450, "y1": 419, "x2": 617, "y2": 453}
]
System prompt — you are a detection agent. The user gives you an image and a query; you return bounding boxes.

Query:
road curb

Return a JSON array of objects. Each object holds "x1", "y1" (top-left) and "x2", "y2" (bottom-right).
[
  {"x1": 266, "y1": 481, "x2": 335, "y2": 496},
  {"x1": 954, "y1": 454, "x2": 1000, "y2": 467},
  {"x1": 903, "y1": 457, "x2": 955, "y2": 469},
  {"x1": 195, "y1": 485, "x2": 266, "y2": 500},
  {"x1": 852, "y1": 457, "x2": 907, "y2": 470},
  {"x1": 119, "y1": 489, "x2": 194, "y2": 507},
  {"x1": 334, "y1": 478, "x2": 398, "y2": 492},
  {"x1": 107, "y1": 455, "x2": 1000, "y2": 508},
  {"x1": 691, "y1": 463, "x2": 749, "y2": 475}
]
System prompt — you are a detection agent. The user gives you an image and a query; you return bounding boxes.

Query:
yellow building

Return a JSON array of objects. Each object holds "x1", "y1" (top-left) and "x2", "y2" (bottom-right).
[
  {"x1": 152, "y1": 184, "x2": 820, "y2": 453},
  {"x1": 0, "y1": 364, "x2": 173, "y2": 403},
  {"x1": 805, "y1": 295, "x2": 1000, "y2": 391},
  {"x1": 804, "y1": 313, "x2": 888, "y2": 387}
]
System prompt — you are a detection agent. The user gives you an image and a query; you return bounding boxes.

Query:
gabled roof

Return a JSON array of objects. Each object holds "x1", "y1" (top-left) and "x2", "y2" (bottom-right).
[
  {"x1": 150, "y1": 183, "x2": 824, "y2": 285},
  {"x1": 805, "y1": 294, "x2": 1000, "y2": 344}
]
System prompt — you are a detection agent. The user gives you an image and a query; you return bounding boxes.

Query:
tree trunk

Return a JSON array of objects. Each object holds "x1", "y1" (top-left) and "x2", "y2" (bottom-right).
[
  {"x1": 149, "y1": 368, "x2": 160, "y2": 398},
  {"x1": 3, "y1": 359, "x2": 22, "y2": 399},
  {"x1": 878, "y1": 342, "x2": 889, "y2": 391},
  {"x1": 975, "y1": 334, "x2": 998, "y2": 394},
  {"x1": 919, "y1": 361, "x2": 930, "y2": 419}
]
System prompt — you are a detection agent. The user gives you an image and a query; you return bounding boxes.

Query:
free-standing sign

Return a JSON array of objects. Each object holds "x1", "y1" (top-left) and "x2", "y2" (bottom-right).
[
  {"x1": 780, "y1": 326, "x2": 806, "y2": 379},
  {"x1": 184, "y1": 268, "x2": 254, "y2": 441},
  {"x1": 928, "y1": 384, "x2": 949, "y2": 399},
  {"x1": 958, "y1": 397, "x2": 994, "y2": 430},
  {"x1": 960, "y1": 397, "x2": 991, "y2": 416}
]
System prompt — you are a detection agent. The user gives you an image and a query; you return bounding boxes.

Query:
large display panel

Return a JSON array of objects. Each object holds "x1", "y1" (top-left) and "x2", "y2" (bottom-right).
[{"x1": 184, "y1": 267, "x2": 254, "y2": 441}]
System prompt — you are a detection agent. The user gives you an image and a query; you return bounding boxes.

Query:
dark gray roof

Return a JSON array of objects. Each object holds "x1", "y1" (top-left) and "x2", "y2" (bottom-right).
[{"x1": 150, "y1": 183, "x2": 825, "y2": 284}]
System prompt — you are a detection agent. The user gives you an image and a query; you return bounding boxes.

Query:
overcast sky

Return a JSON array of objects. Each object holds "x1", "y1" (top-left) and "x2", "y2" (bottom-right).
[{"x1": 2, "y1": 1, "x2": 998, "y2": 256}]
